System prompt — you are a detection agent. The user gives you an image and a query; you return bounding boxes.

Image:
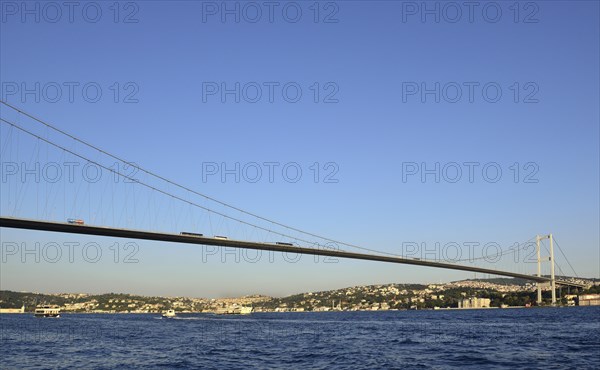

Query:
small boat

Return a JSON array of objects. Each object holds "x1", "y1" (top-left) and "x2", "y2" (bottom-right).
[
  {"x1": 34, "y1": 305, "x2": 60, "y2": 318},
  {"x1": 162, "y1": 309, "x2": 176, "y2": 318}
]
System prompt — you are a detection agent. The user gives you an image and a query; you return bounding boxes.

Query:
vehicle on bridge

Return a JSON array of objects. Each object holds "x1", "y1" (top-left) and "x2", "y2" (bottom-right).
[
  {"x1": 276, "y1": 242, "x2": 294, "y2": 246},
  {"x1": 214, "y1": 235, "x2": 228, "y2": 240},
  {"x1": 67, "y1": 218, "x2": 84, "y2": 225},
  {"x1": 180, "y1": 232, "x2": 203, "y2": 237}
]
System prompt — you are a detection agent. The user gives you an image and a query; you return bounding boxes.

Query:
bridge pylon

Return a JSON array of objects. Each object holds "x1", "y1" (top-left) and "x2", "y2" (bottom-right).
[{"x1": 536, "y1": 234, "x2": 556, "y2": 305}]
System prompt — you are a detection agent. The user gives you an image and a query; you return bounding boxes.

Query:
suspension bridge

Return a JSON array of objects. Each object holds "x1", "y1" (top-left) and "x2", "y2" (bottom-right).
[{"x1": 0, "y1": 101, "x2": 585, "y2": 305}]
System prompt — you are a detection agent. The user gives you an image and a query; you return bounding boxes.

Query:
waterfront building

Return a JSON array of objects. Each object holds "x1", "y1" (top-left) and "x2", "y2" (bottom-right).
[
  {"x1": 458, "y1": 298, "x2": 491, "y2": 309},
  {"x1": 0, "y1": 305, "x2": 25, "y2": 314},
  {"x1": 578, "y1": 294, "x2": 600, "y2": 306}
]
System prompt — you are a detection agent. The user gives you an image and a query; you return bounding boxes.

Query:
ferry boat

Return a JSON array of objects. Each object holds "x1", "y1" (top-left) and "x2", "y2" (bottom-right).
[
  {"x1": 162, "y1": 309, "x2": 176, "y2": 318},
  {"x1": 34, "y1": 306, "x2": 60, "y2": 318}
]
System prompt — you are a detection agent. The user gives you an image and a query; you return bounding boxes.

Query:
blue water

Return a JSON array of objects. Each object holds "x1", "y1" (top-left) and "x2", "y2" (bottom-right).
[{"x1": 1, "y1": 307, "x2": 599, "y2": 369}]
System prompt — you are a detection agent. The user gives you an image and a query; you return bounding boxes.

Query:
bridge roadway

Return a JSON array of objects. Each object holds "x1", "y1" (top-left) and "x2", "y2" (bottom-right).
[{"x1": 0, "y1": 217, "x2": 564, "y2": 285}]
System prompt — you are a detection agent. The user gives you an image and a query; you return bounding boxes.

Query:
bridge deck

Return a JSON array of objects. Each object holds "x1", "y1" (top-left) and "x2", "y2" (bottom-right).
[{"x1": 1, "y1": 217, "x2": 553, "y2": 283}]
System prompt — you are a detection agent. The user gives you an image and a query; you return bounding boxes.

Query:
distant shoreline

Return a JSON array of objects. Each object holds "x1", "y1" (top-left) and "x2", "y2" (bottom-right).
[{"x1": 3, "y1": 305, "x2": 592, "y2": 315}]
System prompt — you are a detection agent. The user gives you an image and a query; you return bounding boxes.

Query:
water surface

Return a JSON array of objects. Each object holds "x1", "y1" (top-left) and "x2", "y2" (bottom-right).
[{"x1": 1, "y1": 307, "x2": 599, "y2": 369}]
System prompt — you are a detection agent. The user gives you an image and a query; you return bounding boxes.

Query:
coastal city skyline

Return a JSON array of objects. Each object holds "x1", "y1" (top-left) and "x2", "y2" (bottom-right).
[{"x1": 2, "y1": 275, "x2": 598, "y2": 313}]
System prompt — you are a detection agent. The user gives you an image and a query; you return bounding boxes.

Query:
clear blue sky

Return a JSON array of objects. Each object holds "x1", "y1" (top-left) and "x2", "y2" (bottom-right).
[{"x1": 1, "y1": 1, "x2": 598, "y2": 298}]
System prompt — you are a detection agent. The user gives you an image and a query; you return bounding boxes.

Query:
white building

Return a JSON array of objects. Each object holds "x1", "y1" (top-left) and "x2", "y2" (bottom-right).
[{"x1": 458, "y1": 297, "x2": 491, "y2": 309}]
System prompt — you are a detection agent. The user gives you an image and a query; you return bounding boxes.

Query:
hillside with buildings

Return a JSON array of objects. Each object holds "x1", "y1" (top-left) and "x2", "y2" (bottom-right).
[{"x1": 1, "y1": 277, "x2": 598, "y2": 314}]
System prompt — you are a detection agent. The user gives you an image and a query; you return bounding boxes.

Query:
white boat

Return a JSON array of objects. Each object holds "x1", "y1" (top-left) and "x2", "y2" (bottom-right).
[
  {"x1": 34, "y1": 305, "x2": 60, "y2": 318},
  {"x1": 162, "y1": 309, "x2": 176, "y2": 318}
]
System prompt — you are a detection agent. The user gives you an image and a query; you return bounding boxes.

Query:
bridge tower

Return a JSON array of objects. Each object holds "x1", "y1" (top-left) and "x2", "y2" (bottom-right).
[{"x1": 536, "y1": 234, "x2": 556, "y2": 305}]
